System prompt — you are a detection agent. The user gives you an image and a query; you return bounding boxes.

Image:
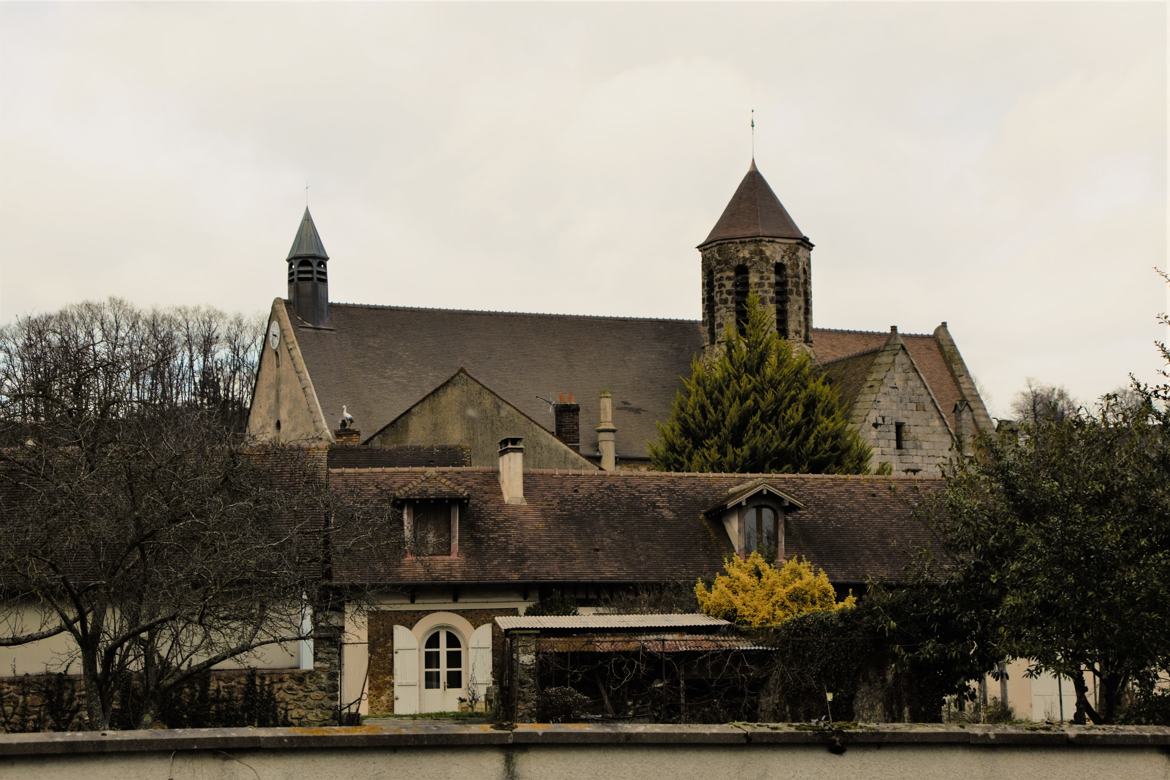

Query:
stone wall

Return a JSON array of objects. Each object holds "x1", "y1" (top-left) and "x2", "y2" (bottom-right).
[
  {"x1": 701, "y1": 238, "x2": 812, "y2": 350},
  {"x1": 366, "y1": 607, "x2": 520, "y2": 715},
  {"x1": 0, "y1": 667, "x2": 337, "y2": 732},
  {"x1": 852, "y1": 347, "x2": 957, "y2": 475}
]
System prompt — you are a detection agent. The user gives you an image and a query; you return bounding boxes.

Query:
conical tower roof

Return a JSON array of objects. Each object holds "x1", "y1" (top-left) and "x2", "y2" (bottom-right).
[
  {"x1": 700, "y1": 160, "x2": 807, "y2": 247},
  {"x1": 287, "y1": 207, "x2": 329, "y2": 260}
]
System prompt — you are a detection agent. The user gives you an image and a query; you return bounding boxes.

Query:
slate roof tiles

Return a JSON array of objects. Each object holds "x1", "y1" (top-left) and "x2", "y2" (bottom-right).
[{"x1": 329, "y1": 467, "x2": 942, "y2": 587}]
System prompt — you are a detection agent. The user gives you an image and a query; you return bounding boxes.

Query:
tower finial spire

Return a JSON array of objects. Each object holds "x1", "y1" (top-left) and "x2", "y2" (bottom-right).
[
  {"x1": 750, "y1": 109, "x2": 755, "y2": 162},
  {"x1": 305, "y1": 180, "x2": 310, "y2": 208}
]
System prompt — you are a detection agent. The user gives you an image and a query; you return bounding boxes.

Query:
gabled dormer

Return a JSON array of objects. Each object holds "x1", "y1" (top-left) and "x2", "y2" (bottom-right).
[
  {"x1": 394, "y1": 471, "x2": 469, "y2": 558},
  {"x1": 707, "y1": 478, "x2": 805, "y2": 561}
]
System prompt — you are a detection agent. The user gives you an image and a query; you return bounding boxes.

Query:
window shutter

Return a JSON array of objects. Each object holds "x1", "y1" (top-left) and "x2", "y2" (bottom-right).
[
  {"x1": 392, "y1": 624, "x2": 419, "y2": 715},
  {"x1": 469, "y1": 624, "x2": 493, "y2": 705}
]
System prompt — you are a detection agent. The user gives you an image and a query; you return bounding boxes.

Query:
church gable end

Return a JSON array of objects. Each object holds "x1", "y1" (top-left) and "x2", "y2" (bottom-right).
[
  {"x1": 367, "y1": 369, "x2": 597, "y2": 471},
  {"x1": 247, "y1": 298, "x2": 332, "y2": 443}
]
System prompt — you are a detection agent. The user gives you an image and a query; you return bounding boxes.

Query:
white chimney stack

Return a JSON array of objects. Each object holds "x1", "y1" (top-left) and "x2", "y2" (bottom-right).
[
  {"x1": 596, "y1": 391, "x2": 616, "y2": 471},
  {"x1": 498, "y1": 436, "x2": 525, "y2": 504}
]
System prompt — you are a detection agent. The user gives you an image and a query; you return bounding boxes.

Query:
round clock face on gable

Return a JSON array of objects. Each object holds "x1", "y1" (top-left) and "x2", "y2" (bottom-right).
[{"x1": 268, "y1": 321, "x2": 281, "y2": 350}]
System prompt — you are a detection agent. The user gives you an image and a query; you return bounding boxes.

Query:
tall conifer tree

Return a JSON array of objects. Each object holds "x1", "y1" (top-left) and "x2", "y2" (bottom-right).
[{"x1": 650, "y1": 295, "x2": 871, "y2": 473}]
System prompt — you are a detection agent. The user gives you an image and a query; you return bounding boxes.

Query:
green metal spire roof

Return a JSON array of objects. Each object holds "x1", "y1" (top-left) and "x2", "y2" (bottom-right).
[{"x1": 286, "y1": 207, "x2": 329, "y2": 261}]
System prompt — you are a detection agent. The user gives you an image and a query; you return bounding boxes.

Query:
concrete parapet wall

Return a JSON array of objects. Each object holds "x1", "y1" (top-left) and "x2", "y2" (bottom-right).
[{"x1": 2, "y1": 722, "x2": 1168, "y2": 780}]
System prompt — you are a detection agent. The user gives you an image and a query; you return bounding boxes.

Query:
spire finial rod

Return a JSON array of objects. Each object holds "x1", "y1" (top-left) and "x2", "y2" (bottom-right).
[
  {"x1": 305, "y1": 180, "x2": 310, "y2": 209},
  {"x1": 750, "y1": 109, "x2": 755, "y2": 161}
]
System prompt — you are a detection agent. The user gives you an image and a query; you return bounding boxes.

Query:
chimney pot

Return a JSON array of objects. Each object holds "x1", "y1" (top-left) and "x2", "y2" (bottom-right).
[
  {"x1": 498, "y1": 437, "x2": 525, "y2": 504},
  {"x1": 890, "y1": 325, "x2": 898, "y2": 334},
  {"x1": 596, "y1": 391, "x2": 617, "y2": 471}
]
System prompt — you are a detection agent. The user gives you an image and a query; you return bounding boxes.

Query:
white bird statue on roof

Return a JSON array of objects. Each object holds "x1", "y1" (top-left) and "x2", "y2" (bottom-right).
[{"x1": 339, "y1": 405, "x2": 355, "y2": 431}]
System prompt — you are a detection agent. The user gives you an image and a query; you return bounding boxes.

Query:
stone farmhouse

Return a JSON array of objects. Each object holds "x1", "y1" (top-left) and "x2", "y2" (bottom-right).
[{"x1": 236, "y1": 160, "x2": 996, "y2": 717}]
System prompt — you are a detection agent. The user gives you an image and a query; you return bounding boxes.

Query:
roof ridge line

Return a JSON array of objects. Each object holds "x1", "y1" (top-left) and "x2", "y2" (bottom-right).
[
  {"x1": 324, "y1": 301, "x2": 702, "y2": 324},
  {"x1": 813, "y1": 324, "x2": 936, "y2": 339}
]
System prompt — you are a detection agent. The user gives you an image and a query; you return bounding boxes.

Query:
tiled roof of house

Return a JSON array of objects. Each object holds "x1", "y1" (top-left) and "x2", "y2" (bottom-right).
[
  {"x1": 822, "y1": 348, "x2": 883, "y2": 410},
  {"x1": 289, "y1": 303, "x2": 971, "y2": 458},
  {"x1": 329, "y1": 468, "x2": 943, "y2": 587}
]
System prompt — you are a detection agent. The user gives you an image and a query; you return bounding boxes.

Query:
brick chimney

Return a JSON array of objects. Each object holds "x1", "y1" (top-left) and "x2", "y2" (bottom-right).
[
  {"x1": 553, "y1": 393, "x2": 580, "y2": 451},
  {"x1": 498, "y1": 436, "x2": 525, "y2": 505},
  {"x1": 596, "y1": 391, "x2": 616, "y2": 471},
  {"x1": 334, "y1": 427, "x2": 360, "y2": 445}
]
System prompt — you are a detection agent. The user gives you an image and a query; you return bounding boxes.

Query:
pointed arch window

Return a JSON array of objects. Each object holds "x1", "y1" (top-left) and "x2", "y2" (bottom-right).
[
  {"x1": 734, "y1": 265, "x2": 750, "y2": 336},
  {"x1": 774, "y1": 263, "x2": 789, "y2": 339}
]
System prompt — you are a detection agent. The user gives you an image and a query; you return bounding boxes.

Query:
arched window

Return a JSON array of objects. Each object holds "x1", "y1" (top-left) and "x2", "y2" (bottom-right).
[
  {"x1": 774, "y1": 263, "x2": 789, "y2": 339},
  {"x1": 423, "y1": 628, "x2": 463, "y2": 691},
  {"x1": 315, "y1": 260, "x2": 327, "y2": 282},
  {"x1": 705, "y1": 267, "x2": 716, "y2": 344},
  {"x1": 734, "y1": 265, "x2": 750, "y2": 336},
  {"x1": 287, "y1": 261, "x2": 295, "y2": 284}
]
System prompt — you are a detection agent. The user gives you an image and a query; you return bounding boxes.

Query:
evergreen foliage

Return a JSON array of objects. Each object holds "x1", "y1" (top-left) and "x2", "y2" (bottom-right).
[{"x1": 650, "y1": 296, "x2": 870, "y2": 473}]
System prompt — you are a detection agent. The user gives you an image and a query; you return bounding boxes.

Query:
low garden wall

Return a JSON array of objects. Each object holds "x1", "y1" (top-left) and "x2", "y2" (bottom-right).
[
  {"x1": 0, "y1": 667, "x2": 336, "y2": 732},
  {"x1": 1, "y1": 723, "x2": 1168, "y2": 780}
]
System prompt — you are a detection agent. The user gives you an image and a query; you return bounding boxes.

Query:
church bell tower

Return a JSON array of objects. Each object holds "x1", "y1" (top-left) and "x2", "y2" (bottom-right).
[
  {"x1": 286, "y1": 208, "x2": 330, "y2": 327},
  {"x1": 699, "y1": 160, "x2": 813, "y2": 352}
]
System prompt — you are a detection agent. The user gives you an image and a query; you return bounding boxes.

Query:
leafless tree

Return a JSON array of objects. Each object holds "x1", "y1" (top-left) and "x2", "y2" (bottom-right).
[
  {"x1": 1010, "y1": 379, "x2": 1079, "y2": 426},
  {"x1": 0, "y1": 300, "x2": 396, "y2": 729}
]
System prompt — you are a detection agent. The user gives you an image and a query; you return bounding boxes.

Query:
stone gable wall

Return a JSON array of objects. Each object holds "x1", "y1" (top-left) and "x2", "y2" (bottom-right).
[{"x1": 857, "y1": 349, "x2": 956, "y2": 475}]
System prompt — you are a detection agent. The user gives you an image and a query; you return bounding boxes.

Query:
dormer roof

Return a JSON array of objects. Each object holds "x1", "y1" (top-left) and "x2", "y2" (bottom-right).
[
  {"x1": 700, "y1": 160, "x2": 808, "y2": 248},
  {"x1": 287, "y1": 207, "x2": 329, "y2": 261},
  {"x1": 709, "y1": 477, "x2": 806, "y2": 514}
]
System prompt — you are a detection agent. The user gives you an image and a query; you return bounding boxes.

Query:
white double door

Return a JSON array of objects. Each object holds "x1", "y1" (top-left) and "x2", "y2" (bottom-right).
[{"x1": 420, "y1": 628, "x2": 465, "y2": 712}]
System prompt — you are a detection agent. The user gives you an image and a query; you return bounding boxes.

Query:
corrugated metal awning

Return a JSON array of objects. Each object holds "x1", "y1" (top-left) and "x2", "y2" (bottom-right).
[{"x1": 495, "y1": 614, "x2": 730, "y2": 631}]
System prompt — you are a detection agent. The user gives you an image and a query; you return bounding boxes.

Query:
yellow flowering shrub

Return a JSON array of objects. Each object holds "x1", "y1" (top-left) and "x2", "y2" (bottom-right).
[{"x1": 694, "y1": 552, "x2": 855, "y2": 627}]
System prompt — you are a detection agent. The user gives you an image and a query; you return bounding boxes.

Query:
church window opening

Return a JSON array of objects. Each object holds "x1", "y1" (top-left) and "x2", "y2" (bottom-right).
[
  {"x1": 734, "y1": 265, "x2": 750, "y2": 336},
  {"x1": 316, "y1": 261, "x2": 327, "y2": 282},
  {"x1": 802, "y1": 266, "x2": 812, "y2": 340},
  {"x1": 774, "y1": 263, "x2": 789, "y2": 339},
  {"x1": 895, "y1": 422, "x2": 906, "y2": 450},
  {"x1": 705, "y1": 267, "x2": 716, "y2": 344},
  {"x1": 423, "y1": 629, "x2": 463, "y2": 691},
  {"x1": 743, "y1": 505, "x2": 779, "y2": 560},
  {"x1": 296, "y1": 259, "x2": 314, "y2": 282}
]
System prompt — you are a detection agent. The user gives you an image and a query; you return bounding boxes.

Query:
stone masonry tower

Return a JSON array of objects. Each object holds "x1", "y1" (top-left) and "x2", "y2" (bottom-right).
[
  {"x1": 287, "y1": 207, "x2": 330, "y2": 327},
  {"x1": 699, "y1": 160, "x2": 813, "y2": 353}
]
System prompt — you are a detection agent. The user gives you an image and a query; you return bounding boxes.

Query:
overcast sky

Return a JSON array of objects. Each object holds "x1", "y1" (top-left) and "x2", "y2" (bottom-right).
[{"x1": 0, "y1": 2, "x2": 1164, "y2": 418}]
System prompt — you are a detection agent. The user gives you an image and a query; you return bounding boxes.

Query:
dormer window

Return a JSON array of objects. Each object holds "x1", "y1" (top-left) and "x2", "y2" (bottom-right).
[
  {"x1": 707, "y1": 479, "x2": 804, "y2": 564},
  {"x1": 404, "y1": 502, "x2": 459, "y2": 558},
  {"x1": 743, "y1": 505, "x2": 779, "y2": 558},
  {"x1": 393, "y1": 471, "x2": 469, "y2": 559}
]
